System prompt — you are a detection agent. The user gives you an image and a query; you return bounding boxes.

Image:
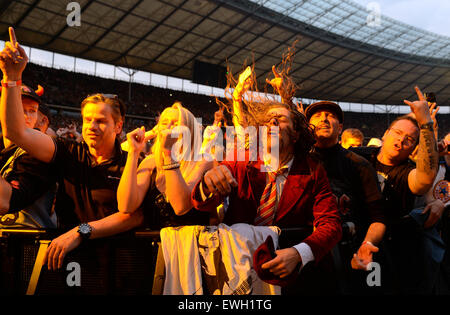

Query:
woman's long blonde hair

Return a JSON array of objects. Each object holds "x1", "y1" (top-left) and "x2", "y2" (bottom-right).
[{"x1": 152, "y1": 102, "x2": 202, "y2": 194}]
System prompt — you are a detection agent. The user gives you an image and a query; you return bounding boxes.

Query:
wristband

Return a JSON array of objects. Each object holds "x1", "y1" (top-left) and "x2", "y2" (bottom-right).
[
  {"x1": 419, "y1": 122, "x2": 434, "y2": 131},
  {"x1": 1, "y1": 80, "x2": 22, "y2": 88},
  {"x1": 362, "y1": 241, "x2": 373, "y2": 246},
  {"x1": 162, "y1": 162, "x2": 180, "y2": 170}
]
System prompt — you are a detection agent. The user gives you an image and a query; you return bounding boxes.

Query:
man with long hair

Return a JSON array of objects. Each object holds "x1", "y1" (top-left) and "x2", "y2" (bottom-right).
[{"x1": 191, "y1": 63, "x2": 342, "y2": 294}]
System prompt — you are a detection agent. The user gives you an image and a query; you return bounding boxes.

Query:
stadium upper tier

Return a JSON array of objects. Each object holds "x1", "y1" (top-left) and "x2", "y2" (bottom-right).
[
  {"x1": 251, "y1": 0, "x2": 450, "y2": 60},
  {"x1": 0, "y1": 0, "x2": 448, "y2": 106}
]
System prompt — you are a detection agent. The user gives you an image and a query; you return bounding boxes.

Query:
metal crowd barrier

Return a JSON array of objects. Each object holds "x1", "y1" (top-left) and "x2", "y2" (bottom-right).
[
  {"x1": 0, "y1": 227, "x2": 311, "y2": 295},
  {"x1": 0, "y1": 228, "x2": 160, "y2": 295}
]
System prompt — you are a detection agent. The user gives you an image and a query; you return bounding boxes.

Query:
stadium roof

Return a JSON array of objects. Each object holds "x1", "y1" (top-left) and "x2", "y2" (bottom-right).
[{"x1": 0, "y1": 0, "x2": 449, "y2": 106}]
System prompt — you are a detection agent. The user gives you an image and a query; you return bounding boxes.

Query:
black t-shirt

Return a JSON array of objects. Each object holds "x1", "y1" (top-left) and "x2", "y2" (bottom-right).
[
  {"x1": 315, "y1": 144, "x2": 385, "y2": 239},
  {"x1": 51, "y1": 138, "x2": 129, "y2": 229},
  {"x1": 144, "y1": 168, "x2": 210, "y2": 229},
  {"x1": 351, "y1": 146, "x2": 416, "y2": 223},
  {"x1": 0, "y1": 142, "x2": 55, "y2": 213}
]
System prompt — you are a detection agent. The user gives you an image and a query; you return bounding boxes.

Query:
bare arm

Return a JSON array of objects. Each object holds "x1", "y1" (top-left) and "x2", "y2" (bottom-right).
[
  {"x1": 0, "y1": 27, "x2": 55, "y2": 163},
  {"x1": 363, "y1": 222, "x2": 386, "y2": 245},
  {"x1": 117, "y1": 127, "x2": 155, "y2": 214},
  {"x1": 159, "y1": 124, "x2": 213, "y2": 215},
  {"x1": 351, "y1": 222, "x2": 386, "y2": 270},
  {"x1": 405, "y1": 87, "x2": 439, "y2": 195},
  {"x1": 163, "y1": 155, "x2": 212, "y2": 215},
  {"x1": 88, "y1": 210, "x2": 144, "y2": 239},
  {"x1": 232, "y1": 66, "x2": 252, "y2": 128},
  {"x1": 408, "y1": 129, "x2": 438, "y2": 194},
  {"x1": 43, "y1": 210, "x2": 144, "y2": 270}
]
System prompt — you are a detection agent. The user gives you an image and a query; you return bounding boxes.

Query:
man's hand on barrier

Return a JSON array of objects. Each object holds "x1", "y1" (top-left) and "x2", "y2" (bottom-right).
[
  {"x1": 261, "y1": 247, "x2": 301, "y2": 278},
  {"x1": 43, "y1": 228, "x2": 82, "y2": 270}
]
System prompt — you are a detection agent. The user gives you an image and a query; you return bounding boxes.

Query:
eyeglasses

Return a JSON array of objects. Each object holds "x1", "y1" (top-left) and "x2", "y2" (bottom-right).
[{"x1": 389, "y1": 128, "x2": 417, "y2": 147}]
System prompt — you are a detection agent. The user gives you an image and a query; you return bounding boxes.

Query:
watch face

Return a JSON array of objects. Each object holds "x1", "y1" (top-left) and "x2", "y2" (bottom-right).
[{"x1": 79, "y1": 223, "x2": 91, "y2": 234}]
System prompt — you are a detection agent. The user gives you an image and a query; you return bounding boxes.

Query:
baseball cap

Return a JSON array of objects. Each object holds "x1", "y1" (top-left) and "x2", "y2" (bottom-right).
[
  {"x1": 20, "y1": 84, "x2": 43, "y2": 105},
  {"x1": 305, "y1": 101, "x2": 343, "y2": 123}
]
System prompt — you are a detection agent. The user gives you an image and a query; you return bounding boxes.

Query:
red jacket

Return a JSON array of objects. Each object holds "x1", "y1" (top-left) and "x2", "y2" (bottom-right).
[{"x1": 191, "y1": 156, "x2": 342, "y2": 263}]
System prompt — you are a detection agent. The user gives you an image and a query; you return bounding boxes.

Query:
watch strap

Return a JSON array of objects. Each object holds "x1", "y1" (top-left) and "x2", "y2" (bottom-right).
[
  {"x1": 419, "y1": 121, "x2": 434, "y2": 130},
  {"x1": 77, "y1": 223, "x2": 92, "y2": 240}
]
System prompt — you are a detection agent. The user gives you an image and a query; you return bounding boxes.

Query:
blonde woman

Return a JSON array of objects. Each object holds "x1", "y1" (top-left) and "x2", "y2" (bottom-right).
[{"x1": 117, "y1": 102, "x2": 213, "y2": 228}]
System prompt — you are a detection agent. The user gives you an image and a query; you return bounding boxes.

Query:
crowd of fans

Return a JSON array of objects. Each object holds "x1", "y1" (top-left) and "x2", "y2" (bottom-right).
[
  {"x1": 0, "y1": 27, "x2": 449, "y2": 296},
  {"x1": 22, "y1": 62, "x2": 449, "y2": 142}
]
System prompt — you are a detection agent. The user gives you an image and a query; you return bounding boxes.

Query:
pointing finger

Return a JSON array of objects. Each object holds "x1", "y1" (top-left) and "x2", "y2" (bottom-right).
[
  {"x1": 9, "y1": 27, "x2": 17, "y2": 45},
  {"x1": 414, "y1": 86, "x2": 425, "y2": 101}
]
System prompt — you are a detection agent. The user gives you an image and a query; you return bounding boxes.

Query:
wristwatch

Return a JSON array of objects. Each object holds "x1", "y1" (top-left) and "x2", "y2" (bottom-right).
[{"x1": 77, "y1": 223, "x2": 92, "y2": 240}]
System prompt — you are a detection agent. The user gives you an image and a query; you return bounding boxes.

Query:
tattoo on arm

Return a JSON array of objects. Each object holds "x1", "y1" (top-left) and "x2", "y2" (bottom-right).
[{"x1": 416, "y1": 129, "x2": 438, "y2": 173}]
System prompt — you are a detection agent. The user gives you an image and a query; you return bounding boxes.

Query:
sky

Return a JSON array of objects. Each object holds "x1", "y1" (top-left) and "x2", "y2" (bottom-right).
[{"x1": 351, "y1": 0, "x2": 450, "y2": 37}]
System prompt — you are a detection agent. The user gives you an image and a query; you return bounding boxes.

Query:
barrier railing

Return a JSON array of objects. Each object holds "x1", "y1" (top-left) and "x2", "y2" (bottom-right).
[{"x1": 0, "y1": 226, "x2": 311, "y2": 295}]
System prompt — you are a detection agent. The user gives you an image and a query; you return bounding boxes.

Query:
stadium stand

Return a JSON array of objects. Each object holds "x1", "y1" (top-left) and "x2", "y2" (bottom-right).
[{"x1": 22, "y1": 62, "x2": 449, "y2": 142}]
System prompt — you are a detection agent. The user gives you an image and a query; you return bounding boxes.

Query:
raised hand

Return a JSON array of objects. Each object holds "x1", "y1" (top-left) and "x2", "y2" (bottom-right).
[
  {"x1": 0, "y1": 27, "x2": 28, "y2": 81},
  {"x1": 295, "y1": 100, "x2": 305, "y2": 115},
  {"x1": 266, "y1": 65, "x2": 283, "y2": 94},
  {"x1": 126, "y1": 126, "x2": 148, "y2": 154},
  {"x1": 159, "y1": 122, "x2": 181, "y2": 159},
  {"x1": 233, "y1": 66, "x2": 252, "y2": 100},
  {"x1": 428, "y1": 102, "x2": 440, "y2": 138},
  {"x1": 403, "y1": 86, "x2": 433, "y2": 125},
  {"x1": 144, "y1": 125, "x2": 158, "y2": 141},
  {"x1": 213, "y1": 108, "x2": 225, "y2": 127}
]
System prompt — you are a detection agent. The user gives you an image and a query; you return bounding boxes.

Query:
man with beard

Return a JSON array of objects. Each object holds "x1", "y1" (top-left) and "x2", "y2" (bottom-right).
[{"x1": 305, "y1": 101, "x2": 386, "y2": 293}]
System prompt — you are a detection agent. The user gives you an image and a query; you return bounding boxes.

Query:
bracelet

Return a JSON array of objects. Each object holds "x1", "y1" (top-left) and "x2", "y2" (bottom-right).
[
  {"x1": 419, "y1": 121, "x2": 434, "y2": 131},
  {"x1": 162, "y1": 162, "x2": 180, "y2": 170},
  {"x1": 362, "y1": 241, "x2": 373, "y2": 246},
  {"x1": 1, "y1": 80, "x2": 22, "y2": 88}
]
